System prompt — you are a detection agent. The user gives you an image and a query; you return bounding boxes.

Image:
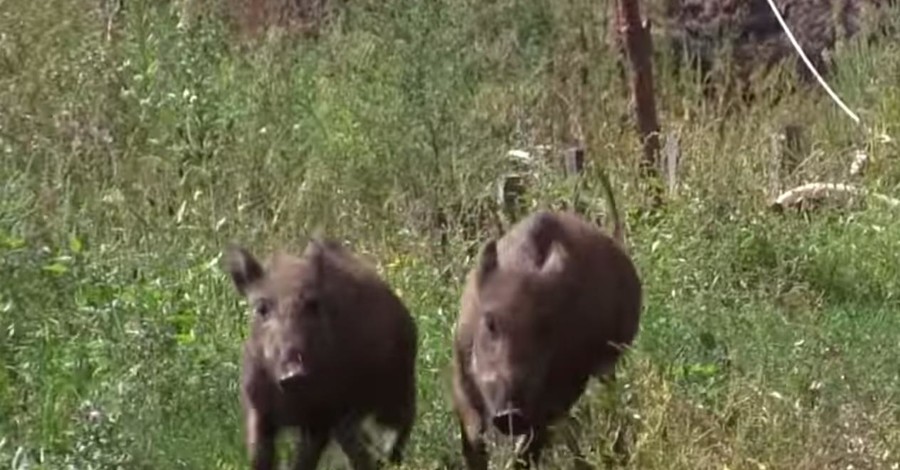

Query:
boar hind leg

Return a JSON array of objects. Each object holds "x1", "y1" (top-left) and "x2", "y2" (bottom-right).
[
  {"x1": 592, "y1": 354, "x2": 619, "y2": 386},
  {"x1": 387, "y1": 416, "x2": 412, "y2": 465},
  {"x1": 291, "y1": 428, "x2": 329, "y2": 470},
  {"x1": 334, "y1": 417, "x2": 378, "y2": 470},
  {"x1": 376, "y1": 396, "x2": 415, "y2": 464}
]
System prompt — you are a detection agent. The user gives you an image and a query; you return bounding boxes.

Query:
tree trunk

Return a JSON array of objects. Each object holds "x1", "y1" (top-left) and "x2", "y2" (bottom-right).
[{"x1": 616, "y1": 0, "x2": 663, "y2": 206}]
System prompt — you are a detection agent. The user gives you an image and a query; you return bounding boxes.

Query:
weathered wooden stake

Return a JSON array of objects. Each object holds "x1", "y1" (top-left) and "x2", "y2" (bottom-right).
[
  {"x1": 664, "y1": 132, "x2": 680, "y2": 196},
  {"x1": 768, "y1": 123, "x2": 807, "y2": 197}
]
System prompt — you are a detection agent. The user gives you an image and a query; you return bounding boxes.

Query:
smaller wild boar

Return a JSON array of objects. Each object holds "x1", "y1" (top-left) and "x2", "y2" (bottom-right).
[
  {"x1": 224, "y1": 238, "x2": 418, "y2": 470},
  {"x1": 451, "y1": 174, "x2": 642, "y2": 469}
]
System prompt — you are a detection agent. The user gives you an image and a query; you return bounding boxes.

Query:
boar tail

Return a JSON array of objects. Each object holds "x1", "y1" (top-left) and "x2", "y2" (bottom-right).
[{"x1": 597, "y1": 167, "x2": 626, "y2": 249}]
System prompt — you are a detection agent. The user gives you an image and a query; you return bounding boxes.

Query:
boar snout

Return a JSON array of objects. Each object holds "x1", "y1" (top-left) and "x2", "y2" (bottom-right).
[
  {"x1": 492, "y1": 407, "x2": 530, "y2": 436},
  {"x1": 479, "y1": 372, "x2": 535, "y2": 436},
  {"x1": 276, "y1": 347, "x2": 308, "y2": 387}
]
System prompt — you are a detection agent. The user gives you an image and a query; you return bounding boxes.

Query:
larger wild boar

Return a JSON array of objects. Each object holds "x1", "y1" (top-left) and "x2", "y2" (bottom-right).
[
  {"x1": 451, "y1": 176, "x2": 642, "y2": 469},
  {"x1": 224, "y1": 238, "x2": 418, "y2": 470},
  {"x1": 657, "y1": 0, "x2": 891, "y2": 94}
]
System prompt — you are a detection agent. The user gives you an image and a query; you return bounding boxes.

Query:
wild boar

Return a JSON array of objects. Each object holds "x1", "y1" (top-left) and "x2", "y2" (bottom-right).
[
  {"x1": 451, "y1": 175, "x2": 642, "y2": 469},
  {"x1": 224, "y1": 238, "x2": 418, "y2": 470}
]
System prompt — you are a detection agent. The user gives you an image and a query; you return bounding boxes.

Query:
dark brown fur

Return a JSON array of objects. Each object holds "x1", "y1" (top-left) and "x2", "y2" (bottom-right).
[
  {"x1": 451, "y1": 207, "x2": 642, "y2": 469},
  {"x1": 658, "y1": 0, "x2": 891, "y2": 98},
  {"x1": 224, "y1": 238, "x2": 417, "y2": 470}
]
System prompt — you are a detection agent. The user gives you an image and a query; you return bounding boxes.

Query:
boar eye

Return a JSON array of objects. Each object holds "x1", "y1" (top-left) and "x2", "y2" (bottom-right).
[
  {"x1": 483, "y1": 314, "x2": 498, "y2": 336},
  {"x1": 253, "y1": 299, "x2": 272, "y2": 318},
  {"x1": 304, "y1": 298, "x2": 320, "y2": 316}
]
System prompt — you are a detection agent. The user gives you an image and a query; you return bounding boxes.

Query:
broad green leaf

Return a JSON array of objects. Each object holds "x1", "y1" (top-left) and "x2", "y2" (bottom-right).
[
  {"x1": 69, "y1": 235, "x2": 83, "y2": 254},
  {"x1": 42, "y1": 263, "x2": 68, "y2": 275}
]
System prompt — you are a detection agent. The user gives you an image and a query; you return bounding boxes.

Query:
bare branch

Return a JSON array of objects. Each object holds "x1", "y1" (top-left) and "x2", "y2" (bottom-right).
[{"x1": 770, "y1": 182, "x2": 900, "y2": 211}]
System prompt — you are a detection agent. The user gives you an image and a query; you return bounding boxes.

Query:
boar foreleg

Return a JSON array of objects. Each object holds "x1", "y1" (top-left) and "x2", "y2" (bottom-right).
[
  {"x1": 512, "y1": 426, "x2": 548, "y2": 470},
  {"x1": 291, "y1": 428, "x2": 329, "y2": 470},
  {"x1": 453, "y1": 372, "x2": 488, "y2": 470},
  {"x1": 245, "y1": 409, "x2": 276, "y2": 470}
]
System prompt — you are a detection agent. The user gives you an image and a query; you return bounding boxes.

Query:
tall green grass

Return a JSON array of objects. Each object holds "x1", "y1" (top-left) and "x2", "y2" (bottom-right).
[{"x1": 1, "y1": 0, "x2": 899, "y2": 468}]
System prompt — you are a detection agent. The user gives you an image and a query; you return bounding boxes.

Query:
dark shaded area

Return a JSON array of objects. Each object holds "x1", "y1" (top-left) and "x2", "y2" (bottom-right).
[{"x1": 661, "y1": 0, "x2": 891, "y2": 96}]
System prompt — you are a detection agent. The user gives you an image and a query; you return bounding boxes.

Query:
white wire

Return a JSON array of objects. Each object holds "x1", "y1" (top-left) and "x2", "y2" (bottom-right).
[{"x1": 763, "y1": 0, "x2": 862, "y2": 124}]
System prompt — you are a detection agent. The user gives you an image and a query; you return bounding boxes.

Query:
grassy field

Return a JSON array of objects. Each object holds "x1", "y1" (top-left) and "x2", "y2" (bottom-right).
[{"x1": 2, "y1": 0, "x2": 900, "y2": 468}]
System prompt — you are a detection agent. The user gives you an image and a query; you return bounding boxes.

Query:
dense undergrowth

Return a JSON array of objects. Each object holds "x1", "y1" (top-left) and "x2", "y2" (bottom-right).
[{"x1": 1, "y1": 0, "x2": 899, "y2": 468}]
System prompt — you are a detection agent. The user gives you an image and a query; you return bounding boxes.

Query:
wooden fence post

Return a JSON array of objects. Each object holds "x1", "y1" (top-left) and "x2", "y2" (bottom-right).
[{"x1": 616, "y1": 0, "x2": 663, "y2": 206}]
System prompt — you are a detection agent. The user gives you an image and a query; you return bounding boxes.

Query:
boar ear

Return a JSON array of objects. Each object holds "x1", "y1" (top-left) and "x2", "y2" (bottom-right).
[
  {"x1": 541, "y1": 241, "x2": 568, "y2": 276},
  {"x1": 476, "y1": 239, "x2": 499, "y2": 286},
  {"x1": 304, "y1": 238, "x2": 329, "y2": 280},
  {"x1": 224, "y1": 244, "x2": 264, "y2": 296},
  {"x1": 306, "y1": 236, "x2": 344, "y2": 255},
  {"x1": 303, "y1": 238, "x2": 322, "y2": 258}
]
